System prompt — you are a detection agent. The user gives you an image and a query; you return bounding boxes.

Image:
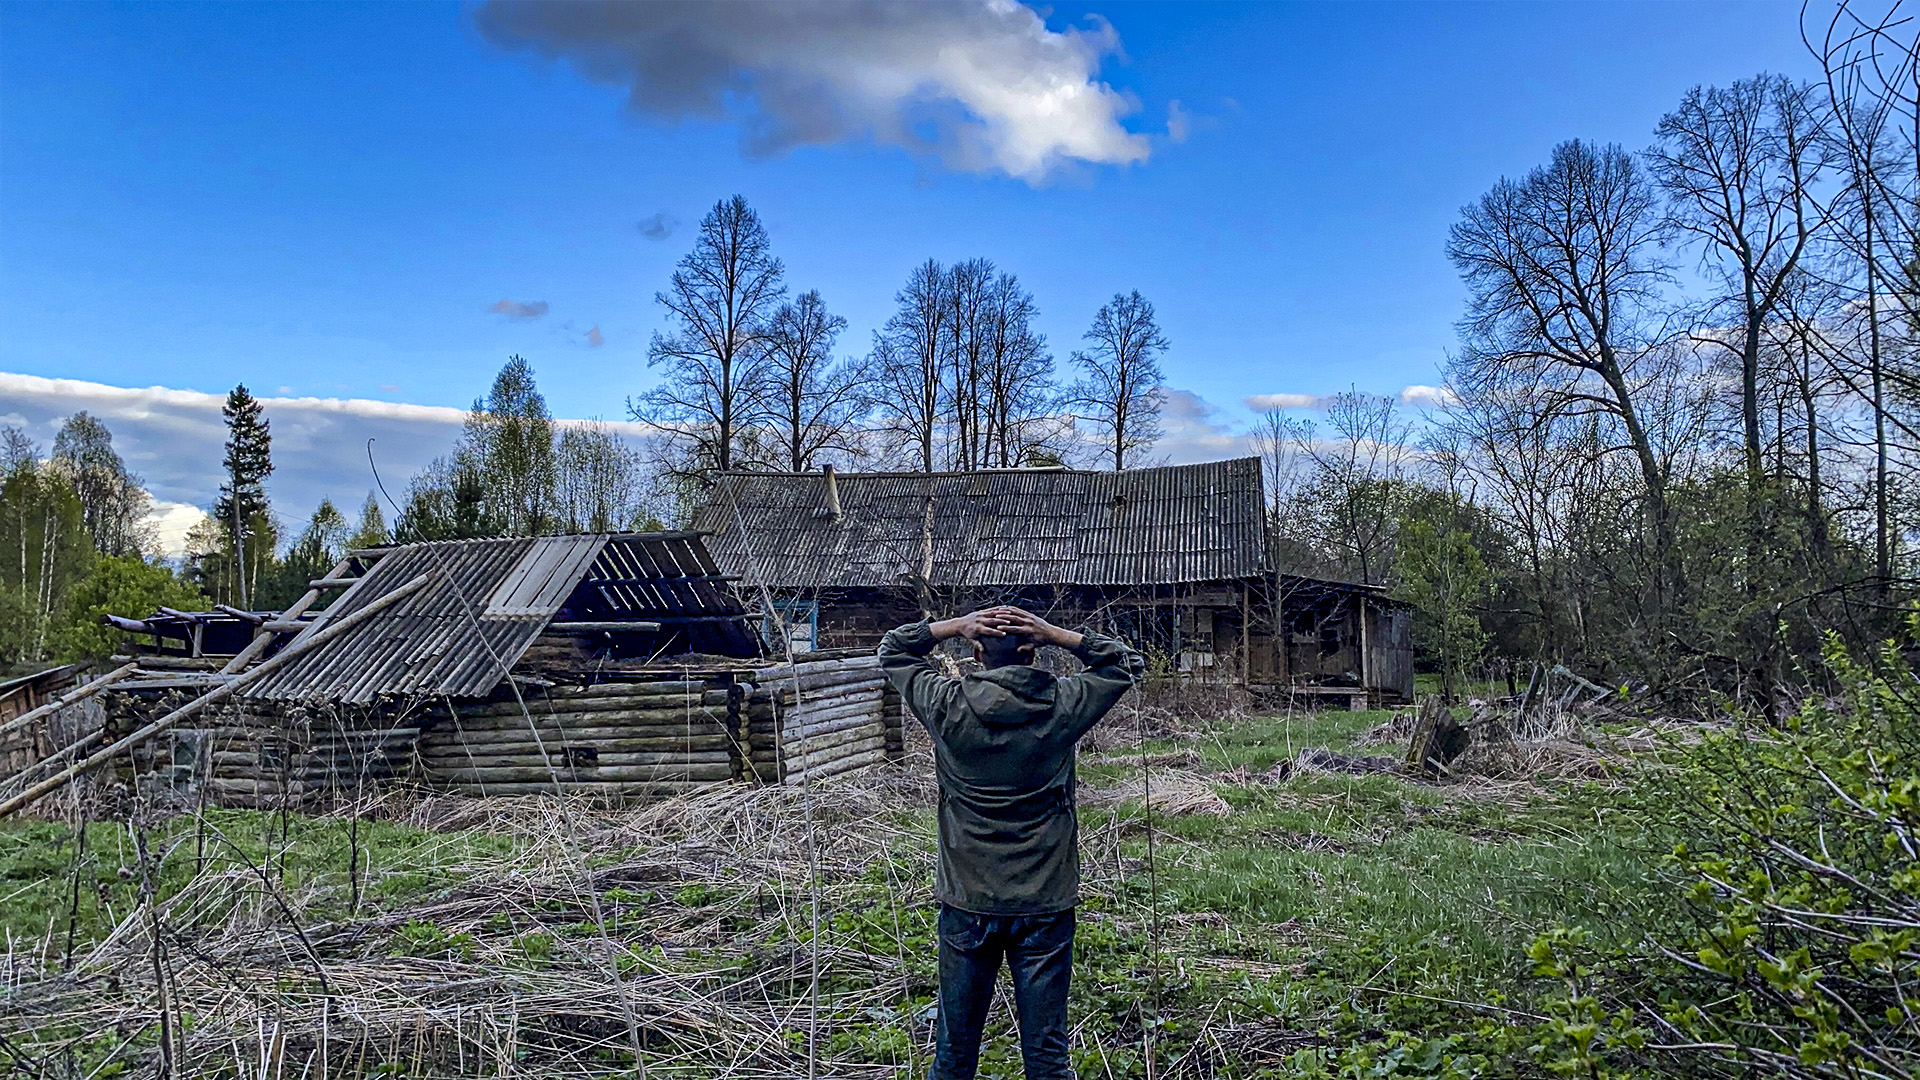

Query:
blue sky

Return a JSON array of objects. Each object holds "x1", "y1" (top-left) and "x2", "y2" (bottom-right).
[{"x1": 0, "y1": 0, "x2": 1819, "y2": 543}]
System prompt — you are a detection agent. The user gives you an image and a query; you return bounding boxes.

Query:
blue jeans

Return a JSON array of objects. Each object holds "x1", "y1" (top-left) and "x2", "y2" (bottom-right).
[{"x1": 929, "y1": 904, "x2": 1075, "y2": 1080}]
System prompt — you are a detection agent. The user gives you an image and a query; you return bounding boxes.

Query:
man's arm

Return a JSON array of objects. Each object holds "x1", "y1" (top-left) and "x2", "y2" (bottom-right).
[
  {"x1": 1055, "y1": 630, "x2": 1147, "y2": 739},
  {"x1": 875, "y1": 612, "x2": 1008, "y2": 733}
]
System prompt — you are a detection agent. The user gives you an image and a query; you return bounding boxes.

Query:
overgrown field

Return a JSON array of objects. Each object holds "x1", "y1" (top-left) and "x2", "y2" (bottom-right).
[{"x1": 0, "y1": 700, "x2": 1689, "y2": 1080}]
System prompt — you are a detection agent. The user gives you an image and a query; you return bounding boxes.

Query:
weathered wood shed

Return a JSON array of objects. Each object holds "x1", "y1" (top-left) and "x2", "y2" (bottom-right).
[
  {"x1": 60, "y1": 532, "x2": 899, "y2": 809},
  {"x1": 693, "y1": 458, "x2": 1415, "y2": 707}
]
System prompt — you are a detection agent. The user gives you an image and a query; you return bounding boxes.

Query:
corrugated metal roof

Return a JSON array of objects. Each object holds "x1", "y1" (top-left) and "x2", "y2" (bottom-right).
[
  {"x1": 243, "y1": 533, "x2": 757, "y2": 704},
  {"x1": 692, "y1": 458, "x2": 1269, "y2": 589}
]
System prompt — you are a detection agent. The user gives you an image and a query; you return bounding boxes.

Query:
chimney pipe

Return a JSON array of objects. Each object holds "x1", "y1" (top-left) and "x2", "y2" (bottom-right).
[{"x1": 822, "y1": 464, "x2": 843, "y2": 522}]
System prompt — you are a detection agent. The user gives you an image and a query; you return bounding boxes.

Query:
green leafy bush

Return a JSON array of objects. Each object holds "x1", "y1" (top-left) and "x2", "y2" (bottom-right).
[{"x1": 1556, "y1": 621, "x2": 1920, "y2": 1077}]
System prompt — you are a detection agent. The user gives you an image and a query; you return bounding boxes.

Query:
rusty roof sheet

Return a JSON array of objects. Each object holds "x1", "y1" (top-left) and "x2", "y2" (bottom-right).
[
  {"x1": 692, "y1": 458, "x2": 1269, "y2": 589},
  {"x1": 242, "y1": 533, "x2": 756, "y2": 704}
]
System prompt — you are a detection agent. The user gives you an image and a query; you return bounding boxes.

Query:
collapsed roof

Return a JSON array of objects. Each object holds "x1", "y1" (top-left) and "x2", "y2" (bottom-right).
[{"x1": 235, "y1": 532, "x2": 759, "y2": 704}]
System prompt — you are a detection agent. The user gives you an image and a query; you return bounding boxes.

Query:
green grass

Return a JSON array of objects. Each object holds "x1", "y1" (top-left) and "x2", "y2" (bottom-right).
[{"x1": 0, "y1": 807, "x2": 520, "y2": 956}]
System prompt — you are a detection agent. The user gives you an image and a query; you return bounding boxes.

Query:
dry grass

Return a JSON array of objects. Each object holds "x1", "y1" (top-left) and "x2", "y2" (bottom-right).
[{"x1": 1, "y1": 767, "x2": 954, "y2": 1078}]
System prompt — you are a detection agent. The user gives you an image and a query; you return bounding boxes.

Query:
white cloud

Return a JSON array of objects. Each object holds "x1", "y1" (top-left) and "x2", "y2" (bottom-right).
[
  {"x1": 1399, "y1": 384, "x2": 1458, "y2": 408},
  {"x1": 1166, "y1": 99, "x2": 1190, "y2": 143},
  {"x1": 144, "y1": 500, "x2": 207, "y2": 559},
  {"x1": 474, "y1": 0, "x2": 1152, "y2": 184},
  {"x1": 1152, "y1": 389, "x2": 1245, "y2": 464},
  {"x1": 1243, "y1": 392, "x2": 1326, "y2": 411},
  {"x1": 0, "y1": 374, "x2": 657, "y2": 554}
]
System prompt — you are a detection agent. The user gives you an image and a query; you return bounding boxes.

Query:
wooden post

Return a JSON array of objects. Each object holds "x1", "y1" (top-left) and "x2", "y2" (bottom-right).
[
  {"x1": 1273, "y1": 570, "x2": 1287, "y2": 685},
  {"x1": 1239, "y1": 582, "x2": 1250, "y2": 688},
  {"x1": 1359, "y1": 595, "x2": 1371, "y2": 707}
]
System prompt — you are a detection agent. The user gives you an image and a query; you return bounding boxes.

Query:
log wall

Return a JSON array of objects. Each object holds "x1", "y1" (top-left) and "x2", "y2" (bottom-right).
[
  {"x1": 748, "y1": 655, "x2": 893, "y2": 787},
  {"x1": 91, "y1": 654, "x2": 897, "y2": 807}
]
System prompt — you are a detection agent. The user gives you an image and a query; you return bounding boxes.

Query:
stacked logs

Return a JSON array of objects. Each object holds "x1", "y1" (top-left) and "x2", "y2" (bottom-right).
[
  {"x1": 751, "y1": 656, "x2": 890, "y2": 786},
  {"x1": 415, "y1": 679, "x2": 747, "y2": 799},
  {"x1": 881, "y1": 684, "x2": 908, "y2": 760}
]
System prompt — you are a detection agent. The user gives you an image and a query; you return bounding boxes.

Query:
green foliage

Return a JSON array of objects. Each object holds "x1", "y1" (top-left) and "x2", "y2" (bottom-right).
[
  {"x1": 1394, "y1": 515, "x2": 1492, "y2": 702},
  {"x1": 391, "y1": 918, "x2": 479, "y2": 960},
  {"x1": 1536, "y1": 620, "x2": 1920, "y2": 1078},
  {"x1": 349, "y1": 491, "x2": 389, "y2": 549},
  {"x1": 399, "y1": 357, "x2": 656, "y2": 538},
  {"x1": 51, "y1": 411, "x2": 152, "y2": 557},
  {"x1": 50, "y1": 554, "x2": 207, "y2": 660},
  {"x1": 259, "y1": 497, "x2": 349, "y2": 609},
  {"x1": 0, "y1": 461, "x2": 93, "y2": 665}
]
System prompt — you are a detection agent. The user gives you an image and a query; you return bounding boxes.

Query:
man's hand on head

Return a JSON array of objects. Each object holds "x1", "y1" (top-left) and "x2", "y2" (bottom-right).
[
  {"x1": 975, "y1": 606, "x2": 1083, "y2": 650},
  {"x1": 929, "y1": 610, "x2": 1009, "y2": 644}
]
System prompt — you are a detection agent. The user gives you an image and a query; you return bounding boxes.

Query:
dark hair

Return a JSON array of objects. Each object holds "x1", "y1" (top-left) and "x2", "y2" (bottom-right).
[{"x1": 978, "y1": 632, "x2": 1033, "y2": 668}]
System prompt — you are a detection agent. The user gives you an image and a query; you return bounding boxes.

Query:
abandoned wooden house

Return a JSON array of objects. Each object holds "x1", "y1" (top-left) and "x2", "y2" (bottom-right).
[
  {"x1": 0, "y1": 532, "x2": 902, "y2": 815},
  {"x1": 693, "y1": 457, "x2": 1414, "y2": 708}
]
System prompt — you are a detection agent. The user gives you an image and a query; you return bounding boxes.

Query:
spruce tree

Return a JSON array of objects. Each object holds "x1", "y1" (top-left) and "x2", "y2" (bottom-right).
[{"x1": 214, "y1": 385, "x2": 273, "y2": 606}]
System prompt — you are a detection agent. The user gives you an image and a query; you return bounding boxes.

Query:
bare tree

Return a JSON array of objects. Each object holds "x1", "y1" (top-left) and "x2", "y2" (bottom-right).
[
  {"x1": 871, "y1": 260, "x2": 950, "y2": 472},
  {"x1": 0, "y1": 429, "x2": 35, "y2": 476},
  {"x1": 1447, "y1": 140, "x2": 1681, "y2": 610},
  {"x1": 1650, "y1": 75, "x2": 1831, "y2": 500},
  {"x1": 1648, "y1": 75, "x2": 1833, "y2": 709},
  {"x1": 942, "y1": 259, "x2": 995, "y2": 470},
  {"x1": 763, "y1": 290, "x2": 864, "y2": 472},
  {"x1": 1070, "y1": 290, "x2": 1168, "y2": 470},
  {"x1": 980, "y1": 272, "x2": 1058, "y2": 467},
  {"x1": 1296, "y1": 392, "x2": 1412, "y2": 584},
  {"x1": 1807, "y1": 2, "x2": 1920, "y2": 595},
  {"x1": 633, "y1": 195, "x2": 786, "y2": 476}
]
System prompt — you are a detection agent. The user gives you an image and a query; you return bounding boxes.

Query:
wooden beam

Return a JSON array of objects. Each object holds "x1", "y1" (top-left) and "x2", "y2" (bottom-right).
[
  {"x1": 220, "y1": 553, "x2": 372, "y2": 675},
  {"x1": 545, "y1": 621, "x2": 663, "y2": 633},
  {"x1": 213, "y1": 604, "x2": 264, "y2": 624}
]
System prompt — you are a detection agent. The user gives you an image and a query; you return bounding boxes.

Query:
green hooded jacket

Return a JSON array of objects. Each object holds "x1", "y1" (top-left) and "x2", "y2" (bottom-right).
[{"x1": 877, "y1": 621, "x2": 1145, "y2": 915}]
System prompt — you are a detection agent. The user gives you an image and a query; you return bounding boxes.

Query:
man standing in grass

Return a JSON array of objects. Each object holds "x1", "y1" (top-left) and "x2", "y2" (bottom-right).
[{"x1": 877, "y1": 605, "x2": 1145, "y2": 1080}]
